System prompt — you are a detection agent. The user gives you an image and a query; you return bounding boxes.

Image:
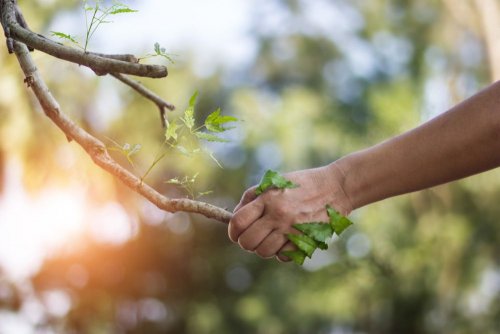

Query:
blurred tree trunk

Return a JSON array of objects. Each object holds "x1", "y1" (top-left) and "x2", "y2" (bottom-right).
[
  {"x1": 442, "y1": 0, "x2": 500, "y2": 81},
  {"x1": 473, "y1": 0, "x2": 500, "y2": 81}
]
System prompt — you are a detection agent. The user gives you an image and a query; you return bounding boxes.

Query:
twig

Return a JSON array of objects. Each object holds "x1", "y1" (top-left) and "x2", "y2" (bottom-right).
[
  {"x1": 1, "y1": 0, "x2": 167, "y2": 78},
  {"x1": 12, "y1": 40, "x2": 232, "y2": 224},
  {"x1": 111, "y1": 73, "x2": 175, "y2": 127}
]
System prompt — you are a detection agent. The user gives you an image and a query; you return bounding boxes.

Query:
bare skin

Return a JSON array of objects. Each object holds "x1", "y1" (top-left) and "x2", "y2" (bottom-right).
[{"x1": 229, "y1": 80, "x2": 500, "y2": 261}]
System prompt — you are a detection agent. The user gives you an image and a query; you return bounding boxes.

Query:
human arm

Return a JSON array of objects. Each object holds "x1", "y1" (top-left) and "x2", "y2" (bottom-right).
[{"x1": 229, "y1": 81, "x2": 500, "y2": 259}]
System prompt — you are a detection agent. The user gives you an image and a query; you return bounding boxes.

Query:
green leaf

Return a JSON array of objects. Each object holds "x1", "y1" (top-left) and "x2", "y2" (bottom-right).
[
  {"x1": 287, "y1": 234, "x2": 317, "y2": 258},
  {"x1": 316, "y1": 241, "x2": 329, "y2": 250},
  {"x1": 189, "y1": 91, "x2": 198, "y2": 107},
  {"x1": 292, "y1": 222, "x2": 334, "y2": 243},
  {"x1": 326, "y1": 205, "x2": 353, "y2": 235},
  {"x1": 255, "y1": 169, "x2": 299, "y2": 195},
  {"x1": 165, "y1": 121, "x2": 179, "y2": 141},
  {"x1": 205, "y1": 108, "x2": 238, "y2": 133},
  {"x1": 182, "y1": 91, "x2": 197, "y2": 130},
  {"x1": 195, "y1": 131, "x2": 228, "y2": 143},
  {"x1": 154, "y1": 42, "x2": 161, "y2": 54},
  {"x1": 51, "y1": 31, "x2": 79, "y2": 44},
  {"x1": 281, "y1": 250, "x2": 306, "y2": 265},
  {"x1": 109, "y1": 7, "x2": 138, "y2": 14}
]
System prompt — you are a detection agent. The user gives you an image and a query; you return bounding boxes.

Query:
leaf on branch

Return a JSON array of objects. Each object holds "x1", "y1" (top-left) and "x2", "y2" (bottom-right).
[
  {"x1": 326, "y1": 205, "x2": 353, "y2": 235},
  {"x1": 205, "y1": 108, "x2": 238, "y2": 133},
  {"x1": 109, "y1": 7, "x2": 138, "y2": 15},
  {"x1": 50, "y1": 31, "x2": 79, "y2": 45},
  {"x1": 181, "y1": 91, "x2": 197, "y2": 130},
  {"x1": 255, "y1": 169, "x2": 299, "y2": 195},
  {"x1": 165, "y1": 121, "x2": 179, "y2": 141}
]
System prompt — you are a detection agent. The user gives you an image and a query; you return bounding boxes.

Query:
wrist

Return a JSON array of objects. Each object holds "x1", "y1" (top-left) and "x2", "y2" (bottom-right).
[
  {"x1": 324, "y1": 161, "x2": 354, "y2": 215},
  {"x1": 330, "y1": 151, "x2": 367, "y2": 212}
]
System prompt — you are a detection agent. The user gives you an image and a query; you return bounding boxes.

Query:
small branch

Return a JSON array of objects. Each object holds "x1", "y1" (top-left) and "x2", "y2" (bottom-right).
[
  {"x1": 89, "y1": 52, "x2": 139, "y2": 63},
  {"x1": 111, "y1": 73, "x2": 175, "y2": 127},
  {"x1": 2, "y1": 0, "x2": 167, "y2": 78},
  {"x1": 12, "y1": 40, "x2": 232, "y2": 224}
]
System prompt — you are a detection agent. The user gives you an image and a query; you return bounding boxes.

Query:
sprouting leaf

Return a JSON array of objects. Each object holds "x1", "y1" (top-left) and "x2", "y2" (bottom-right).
[
  {"x1": 154, "y1": 42, "x2": 161, "y2": 54},
  {"x1": 287, "y1": 234, "x2": 318, "y2": 258},
  {"x1": 205, "y1": 108, "x2": 238, "y2": 133},
  {"x1": 281, "y1": 250, "x2": 306, "y2": 265},
  {"x1": 182, "y1": 91, "x2": 197, "y2": 130},
  {"x1": 292, "y1": 222, "x2": 334, "y2": 244},
  {"x1": 255, "y1": 170, "x2": 299, "y2": 195},
  {"x1": 195, "y1": 131, "x2": 228, "y2": 143},
  {"x1": 165, "y1": 121, "x2": 179, "y2": 141},
  {"x1": 149, "y1": 42, "x2": 176, "y2": 63},
  {"x1": 326, "y1": 205, "x2": 353, "y2": 235},
  {"x1": 109, "y1": 7, "x2": 138, "y2": 14},
  {"x1": 51, "y1": 31, "x2": 79, "y2": 44}
]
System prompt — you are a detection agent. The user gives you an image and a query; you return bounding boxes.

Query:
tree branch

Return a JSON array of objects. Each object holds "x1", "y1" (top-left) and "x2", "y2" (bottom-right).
[
  {"x1": 12, "y1": 40, "x2": 232, "y2": 224},
  {"x1": 1, "y1": 0, "x2": 167, "y2": 78},
  {"x1": 111, "y1": 73, "x2": 175, "y2": 127}
]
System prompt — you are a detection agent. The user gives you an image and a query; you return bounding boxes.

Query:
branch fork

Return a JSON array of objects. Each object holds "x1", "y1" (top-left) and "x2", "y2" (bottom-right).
[{"x1": 1, "y1": 0, "x2": 232, "y2": 224}]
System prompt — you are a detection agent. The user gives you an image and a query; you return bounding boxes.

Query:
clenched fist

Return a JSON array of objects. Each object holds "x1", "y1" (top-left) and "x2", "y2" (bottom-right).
[{"x1": 228, "y1": 163, "x2": 352, "y2": 261}]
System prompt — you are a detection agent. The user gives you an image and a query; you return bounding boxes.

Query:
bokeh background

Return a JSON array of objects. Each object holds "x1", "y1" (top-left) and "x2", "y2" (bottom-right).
[{"x1": 0, "y1": 0, "x2": 499, "y2": 333}]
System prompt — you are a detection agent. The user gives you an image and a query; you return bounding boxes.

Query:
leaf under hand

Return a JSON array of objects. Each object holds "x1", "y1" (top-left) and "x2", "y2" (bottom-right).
[
  {"x1": 326, "y1": 205, "x2": 353, "y2": 235},
  {"x1": 281, "y1": 250, "x2": 307, "y2": 265},
  {"x1": 255, "y1": 169, "x2": 299, "y2": 195},
  {"x1": 293, "y1": 222, "x2": 333, "y2": 250},
  {"x1": 287, "y1": 234, "x2": 318, "y2": 258}
]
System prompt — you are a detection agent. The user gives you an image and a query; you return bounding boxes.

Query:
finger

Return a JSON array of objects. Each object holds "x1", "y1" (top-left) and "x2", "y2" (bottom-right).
[
  {"x1": 237, "y1": 218, "x2": 274, "y2": 252},
  {"x1": 233, "y1": 186, "x2": 258, "y2": 213},
  {"x1": 276, "y1": 241, "x2": 296, "y2": 262},
  {"x1": 228, "y1": 197, "x2": 264, "y2": 243},
  {"x1": 254, "y1": 230, "x2": 289, "y2": 259}
]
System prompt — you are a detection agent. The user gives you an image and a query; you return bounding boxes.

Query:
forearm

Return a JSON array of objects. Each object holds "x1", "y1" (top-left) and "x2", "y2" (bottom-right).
[{"x1": 335, "y1": 81, "x2": 500, "y2": 210}]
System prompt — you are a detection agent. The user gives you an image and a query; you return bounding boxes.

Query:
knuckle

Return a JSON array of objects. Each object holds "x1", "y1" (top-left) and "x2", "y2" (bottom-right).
[
  {"x1": 238, "y1": 236, "x2": 255, "y2": 251},
  {"x1": 228, "y1": 217, "x2": 245, "y2": 242},
  {"x1": 255, "y1": 247, "x2": 274, "y2": 259}
]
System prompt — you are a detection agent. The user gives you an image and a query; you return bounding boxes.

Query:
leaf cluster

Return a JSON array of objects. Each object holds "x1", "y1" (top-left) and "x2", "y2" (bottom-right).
[
  {"x1": 282, "y1": 205, "x2": 353, "y2": 265},
  {"x1": 255, "y1": 170, "x2": 353, "y2": 265},
  {"x1": 165, "y1": 91, "x2": 238, "y2": 147},
  {"x1": 144, "y1": 91, "x2": 238, "y2": 197},
  {"x1": 51, "y1": 0, "x2": 138, "y2": 51}
]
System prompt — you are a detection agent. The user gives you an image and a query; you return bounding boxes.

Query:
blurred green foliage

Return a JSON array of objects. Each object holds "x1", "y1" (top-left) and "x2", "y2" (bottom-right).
[{"x1": 0, "y1": 0, "x2": 499, "y2": 333}]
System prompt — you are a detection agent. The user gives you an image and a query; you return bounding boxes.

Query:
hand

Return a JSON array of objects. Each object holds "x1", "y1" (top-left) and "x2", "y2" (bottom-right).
[{"x1": 228, "y1": 163, "x2": 352, "y2": 261}]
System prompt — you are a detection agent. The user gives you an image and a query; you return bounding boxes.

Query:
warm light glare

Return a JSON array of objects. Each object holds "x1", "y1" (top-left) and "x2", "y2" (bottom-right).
[{"x1": 0, "y1": 160, "x2": 85, "y2": 279}]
